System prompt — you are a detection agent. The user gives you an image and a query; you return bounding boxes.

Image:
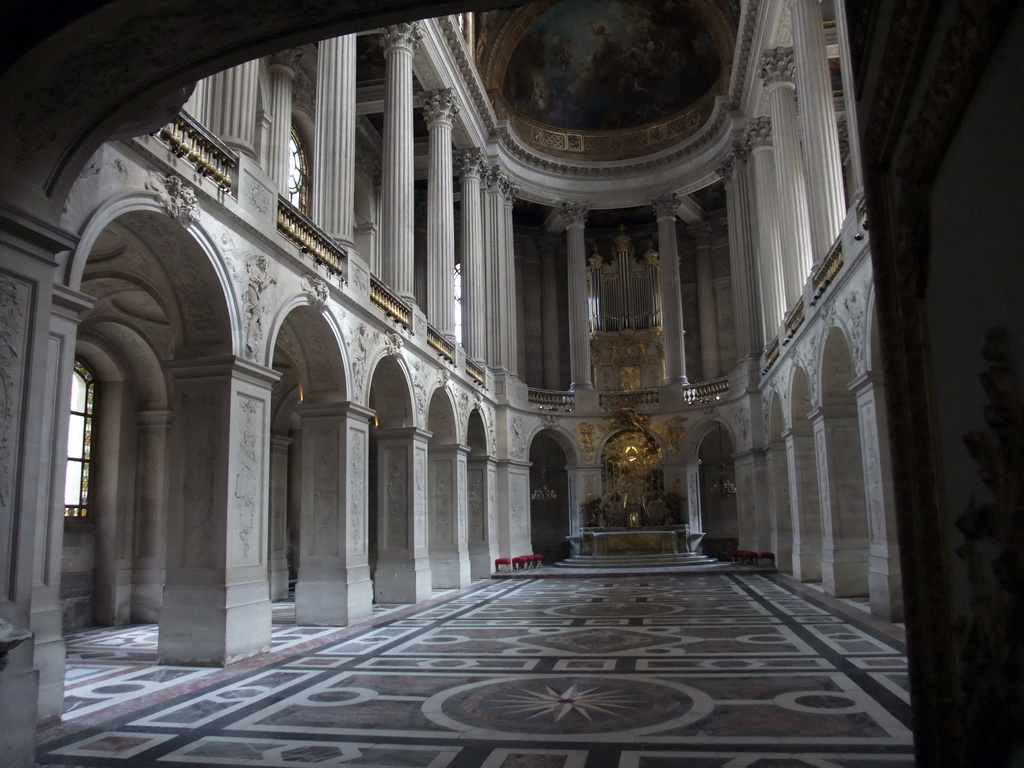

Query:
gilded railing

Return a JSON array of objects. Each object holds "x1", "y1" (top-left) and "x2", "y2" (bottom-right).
[
  {"x1": 783, "y1": 299, "x2": 806, "y2": 344},
  {"x1": 369, "y1": 276, "x2": 412, "y2": 330},
  {"x1": 153, "y1": 112, "x2": 236, "y2": 190},
  {"x1": 599, "y1": 388, "x2": 659, "y2": 409},
  {"x1": 530, "y1": 389, "x2": 576, "y2": 411},
  {"x1": 682, "y1": 376, "x2": 729, "y2": 404},
  {"x1": 811, "y1": 241, "x2": 845, "y2": 303},
  {"x1": 426, "y1": 324, "x2": 455, "y2": 365},
  {"x1": 277, "y1": 200, "x2": 347, "y2": 280},
  {"x1": 465, "y1": 358, "x2": 486, "y2": 387}
]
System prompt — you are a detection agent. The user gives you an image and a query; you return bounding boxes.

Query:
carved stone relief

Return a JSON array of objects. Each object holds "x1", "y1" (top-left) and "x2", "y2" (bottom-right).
[
  {"x1": 433, "y1": 460, "x2": 453, "y2": 544},
  {"x1": 0, "y1": 277, "x2": 30, "y2": 571},
  {"x1": 182, "y1": 391, "x2": 218, "y2": 568},
  {"x1": 146, "y1": 172, "x2": 201, "y2": 225},
  {"x1": 242, "y1": 253, "x2": 277, "y2": 362},
  {"x1": 349, "y1": 430, "x2": 364, "y2": 554},
  {"x1": 234, "y1": 396, "x2": 262, "y2": 560},
  {"x1": 302, "y1": 274, "x2": 329, "y2": 311},
  {"x1": 510, "y1": 414, "x2": 526, "y2": 459},
  {"x1": 347, "y1": 322, "x2": 380, "y2": 400},
  {"x1": 310, "y1": 426, "x2": 338, "y2": 556},
  {"x1": 386, "y1": 447, "x2": 407, "y2": 548}
]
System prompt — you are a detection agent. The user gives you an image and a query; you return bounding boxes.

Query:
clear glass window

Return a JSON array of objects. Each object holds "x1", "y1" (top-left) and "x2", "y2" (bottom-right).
[{"x1": 287, "y1": 128, "x2": 310, "y2": 214}]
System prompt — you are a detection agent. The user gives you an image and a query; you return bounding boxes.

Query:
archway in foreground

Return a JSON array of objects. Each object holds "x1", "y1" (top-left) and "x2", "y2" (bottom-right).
[{"x1": 528, "y1": 430, "x2": 571, "y2": 564}]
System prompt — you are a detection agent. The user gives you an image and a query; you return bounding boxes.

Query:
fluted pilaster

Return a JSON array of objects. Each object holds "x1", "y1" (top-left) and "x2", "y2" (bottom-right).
[
  {"x1": 206, "y1": 61, "x2": 260, "y2": 159},
  {"x1": 497, "y1": 171, "x2": 519, "y2": 374},
  {"x1": 380, "y1": 24, "x2": 421, "y2": 299},
  {"x1": 759, "y1": 48, "x2": 813, "y2": 306},
  {"x1": 691, "y1": 221, "x2": 719, "y2": 379},
  {"x1": 789, "y1": 0, "x2": 846, "y2": 258},
  {"x1": 719, "y1": 139, "x2": 763, "y2": 357},
  {"x1": 268, "y1": 50, "x2": 302, "y2": 196},
  {"x1": 423, "y1": 89, "x2": 459, "y2": 336},
  {"x1": 313, "y1": 35, "x2": 357, "y2": 246},
  {"x1": 559, "y1": 201, "x2": 593, "y2": 391},
  {"x1": 456, "y1": 149, "x2": 486, "y2": 361},
  {"x1": 653, "y1": 193, "x2": 688, "y2": 385},
  {"x1": 746, "y1": 117, "x2": 787, "y2": 337}
]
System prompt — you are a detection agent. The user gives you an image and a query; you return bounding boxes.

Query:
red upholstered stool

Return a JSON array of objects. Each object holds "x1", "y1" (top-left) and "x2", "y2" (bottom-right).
[
  {"x1": 529, "y1": 554, "x2": 543, "y2": 569},
  {"x1": 758, "y1": 551, "x2": 776, "y2": 566},
  {"x1": 494, "y1": 557, "x2": 511, "y2": 573},
  {"x1": 512, "y1": 555, "x2": 530, "y2": 571}
]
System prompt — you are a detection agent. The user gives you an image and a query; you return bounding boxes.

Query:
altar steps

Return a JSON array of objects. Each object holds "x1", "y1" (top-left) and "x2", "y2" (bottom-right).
[{"x1": 554, "y1": 552, "x2": 721, "y2": 570}]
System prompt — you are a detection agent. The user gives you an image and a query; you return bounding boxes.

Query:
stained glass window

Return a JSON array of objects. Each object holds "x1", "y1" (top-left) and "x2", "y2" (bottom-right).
[
  {"x1": 65, "y1": 359, "x2": 95, "y2": 519},
  {"x1": 287, "y1": 128, "x2": 310, "y2": 214},
  {"x1": 453, "y1": 262, "x2": 463, "y2": 346}
]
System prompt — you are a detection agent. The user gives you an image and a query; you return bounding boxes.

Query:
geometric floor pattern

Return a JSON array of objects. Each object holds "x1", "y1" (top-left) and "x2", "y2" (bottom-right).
[{"x1": 37, "y1": 574, "x2": 913, "y2": 767}]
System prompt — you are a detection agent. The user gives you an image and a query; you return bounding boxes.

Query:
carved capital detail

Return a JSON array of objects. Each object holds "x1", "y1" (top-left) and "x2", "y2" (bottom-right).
[
  {"x1": 746, "y1": 116, "x2": 773, "y2": 149},
  {"x1": 486, "y1": 167, "x2": 517, "y2": 203},
  {"x1": 421, "y1": 88, "x2": 460, "y2": 125},
  {"x1": 380, "y1": 23, "x2": 422, "y2": 54},
  {"x1": 651, "y1": 192, "x2": 681, "y2": 220},
  {"x1": 559, "y1": 201, "x2": 590, "y2": 227},
  {"x1": 270, "y1": 48, "x2": 304, "y2": 75},
  {"x1": 758, "y1": 47, "x2": 796, "y2": 87},
  {"x1": 455, "y1": 149, "x2": 486, "y2": 179}
]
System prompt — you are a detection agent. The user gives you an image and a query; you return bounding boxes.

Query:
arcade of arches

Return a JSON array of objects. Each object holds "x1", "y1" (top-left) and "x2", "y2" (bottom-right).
[{"x1": 1, "y1": 0, "x2": 1022, "y2": 765}]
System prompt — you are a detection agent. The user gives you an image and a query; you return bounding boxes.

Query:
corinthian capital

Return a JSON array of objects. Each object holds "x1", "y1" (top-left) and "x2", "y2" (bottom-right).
[
  {"x1": 745, "y1": 116, "x2": 773, "y2": 149},
  {"x1": 455, "y1": 149, "x2": 486, "y2": 179},
  {"x1": 380, "y1": 23, "x2": 422, "y2": 54},
  {"x1": 559, "y1": 201, "x2": 590, "y2": 227},
  {"x1": 486, "y1": 167, "x2": 517, "y2": 203},
  {"x1": 421, "y1": 88, "x2": 460, "y2": 125},
  {"x1": 270, "y1": 49, "x2": 304, "y2": 75},
  {"x1": 758, "y1": 47, "x2": 795, "y2": 87},
  {"x1": 651, "y1": 193, "x2": 681, "y2": 220}
]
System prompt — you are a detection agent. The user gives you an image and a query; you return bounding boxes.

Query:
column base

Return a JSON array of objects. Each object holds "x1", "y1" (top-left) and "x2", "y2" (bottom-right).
[
  {"x1": 0, "y1": 661, "x2": 39, "y2": 768},
  {"x1": 158, "y1": 580, "x2": 272, "y2": 666},
  {"x1": 296, "y1": 566, "x2": 373, "y2": 626},
  {"x1": 869, "y1": 544, "x2": 904, "y2": 622},
  {"x1": 791, "y1": 542, "x2": 822, "y2": 582},
  {"x1": 821, "y1": 540, "x2": 870, "y2": 597},
  {"x1": 469, "y1": 546, "x2": 497, "y2": 579},
  {"x1": 430, "y1": 550, "x2": 471, "y2": 589},
  {"x1": 374, "y1": 554, "x2": 432, "y2": 604}
]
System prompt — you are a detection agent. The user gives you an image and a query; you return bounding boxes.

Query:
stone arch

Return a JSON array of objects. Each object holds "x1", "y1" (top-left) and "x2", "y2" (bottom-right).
[
  {"x1": 466, "y1": 407, "x2": 489, "y2": 456},
  {"x1": 366, "y1": 354, "x2": 415, "y2": 429},
  {"x1": 766, "y1": 390, "x2": 793, "y2": 573},
  {"x1": 266, "y1": 297, "x2": 349, "y2": 403},
  {"x1": 527, "y1": 428, "x2": 574, "y2": 564},
  {"x1": 426, "y1": 387, "x2": 467, "y2": 589},
  {"x1": 786, "y1": 364, "x2": 824, "y2": 582},
  {"x1": 693, "y1": 417, "x2": 737, "y2": 545},
  {"x1": 465, "y1": 406, "x2": 496, "y2": 579},
  {"x1": 816, "y1": 325, "x2": 870, "y2": 598}
]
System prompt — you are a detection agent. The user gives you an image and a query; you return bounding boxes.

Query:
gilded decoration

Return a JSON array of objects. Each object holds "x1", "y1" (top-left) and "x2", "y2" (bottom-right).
[
  {"x1": 591, "y1": 328, "x2": 664, "y2": 391},
  {"x1": 649, "y1": 415, "x2": 687, "y2": 455},
  {"x1": 575, "y1": 421, "x2": 604, "y2": 462},
  {"x1": 479, "y1": 0, "x2": 734, "y2": 160}
]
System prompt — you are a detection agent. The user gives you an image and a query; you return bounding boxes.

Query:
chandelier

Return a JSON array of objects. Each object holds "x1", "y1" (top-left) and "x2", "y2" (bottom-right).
[
  {"x1": 531, "y1": 460, "x2": 557, "y2": 500},
  {"x1": 709, "y1": 422, "x2": 737, "y2": 496}
]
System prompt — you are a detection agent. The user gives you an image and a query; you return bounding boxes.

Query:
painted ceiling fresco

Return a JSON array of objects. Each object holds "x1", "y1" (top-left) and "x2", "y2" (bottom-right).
[{"x1": 499, "y1": 0, "x2": 724, "y2": 132}]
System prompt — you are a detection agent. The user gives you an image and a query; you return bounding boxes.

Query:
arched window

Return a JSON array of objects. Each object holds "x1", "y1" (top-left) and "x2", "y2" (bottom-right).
[
  {"x1": 65, "y1": 359, "x2": 96, "y2": 519},
  {"x1": 287, "y1": 127, "x2": 311, "y2": 214},
  {"x1": 453, "y1": 261, "x2": 463, "y2": 345}
]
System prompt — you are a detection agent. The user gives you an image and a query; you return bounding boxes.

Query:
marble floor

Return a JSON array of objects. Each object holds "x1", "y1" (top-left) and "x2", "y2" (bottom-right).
[{"x1": 36, "y1": 574, "x2": 912, "y2": 768}]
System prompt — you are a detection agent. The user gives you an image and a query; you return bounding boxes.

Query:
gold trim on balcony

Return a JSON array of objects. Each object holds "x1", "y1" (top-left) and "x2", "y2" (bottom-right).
[
  {"x1": 277, "y1": 200, "x2": 347, "y2": 280},
  {"x1": 153, "y1": 113, "x2": 236, "y2": 190},
  {"x1": 426, "y1": 325, "x2": 455, "y2": 365},
  {"x1": 783, "y1": 300, "x2": 806, "y2": 345},
  {"x1": 369, "y1": 277, "x2": 412, "y2": 330},
  {"x1": 466, "y1": 359, "x2": 486, "y2": 387}
]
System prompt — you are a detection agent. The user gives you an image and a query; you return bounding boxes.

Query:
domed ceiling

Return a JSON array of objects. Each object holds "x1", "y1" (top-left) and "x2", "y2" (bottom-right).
[{"x1": 480, "y1": 0, "x2": 737, "y2": 161}]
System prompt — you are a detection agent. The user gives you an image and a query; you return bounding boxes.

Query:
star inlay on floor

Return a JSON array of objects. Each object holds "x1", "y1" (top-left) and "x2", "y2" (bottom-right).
[{"x1": 36, "y1": 574, "x2": 912, "y2": 768}]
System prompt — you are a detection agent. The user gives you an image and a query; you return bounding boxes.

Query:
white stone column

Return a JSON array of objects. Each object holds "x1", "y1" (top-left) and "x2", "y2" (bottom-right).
[
  {"x1": 746, "y1": 117, "x2": 787, "y2": 336},
  {"x1": 295, "y1": 402, "x2": 374, "y2": 625},
  {"x1": 267, "y1": 435, "x2": 291, "y2": 601},
  {"x1": 559, "y1": 201, "x2": 593, "y2": 391},
  {"x1": 423, "y1": 89, "x2": 459, "y2": 337},
  {"x1": 159, "y1": 357, "x2": 279, "y2": 665},
  {"x1": 691, "y1": 222, "x2": 720, "y2": 379},
  {"x1": 541, "y1": 241, "x2": 562, "y2": 389},
  {"x1": 789, "y1": 0, "x2": 846, "y2": 257},
  {"x1": 759, "y1": 48, "x2": 814, "y2": 305},
  {"x1": 784, "y1": 427, "x2": 823, "y2": 582},
  {"x1": 653, "y1": 193, "x2": 689, "y2": 385},
  {"x1": 313, "y1": 35, "x2": 357, "y2": 246},
  {"x1": 833, "y1": 0, "x2": 864, "y2": 199},
  {"x1": 811, "y1": 406, "x2": 870, "y2": 597},
  {"x1": 429, "y1": 444, "x2": 471, "y2": 588},
  {"x1": 483, "y1": 167, "x2": 518, "y2": 372},
  {"x1": 685, "y1": 458, "x2": 703, "y2": 535},
  {"x1": 206, "y1": 61, "x2": 260, "y2": 159},
  {"x1": 131, "y1": 410, "x2": 172, "y2": 622},
  {"x1": 854, "y1": 373, "x2": 904, "y2": 621},
  {"x1": 456, "y1": 149, "x2": 486, "y2": 362},
  {"x1": 720, "y1": 141, "x2": 763, "y2": 358},
  {"x1": 499, "y1": 173, "x2": 519, "y2": 374},
  {"x1": 267, "y1": 50, "x2": 302, "y2": 197},
  {"x1": 467, "y1": 456, "x2": 499, "y2": 577},
  {"x1": 496, "y1": 459, "x2": 532, "y2": 558},
  {"x1": 379, "y1": 24, "x2": 421, "y2": 299},
  {"x1": 766, "y1": 443, "x2": 793, "y2": 572},
  {"x1": 184, "y1": 77, "x2": 210, "y2": 124},
  {"x1": 33, "y1": 286, "x2": 91, "y2": 722},
  {"x1": 375, "y1": 426, "x2": 432, "y2": 603}
]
